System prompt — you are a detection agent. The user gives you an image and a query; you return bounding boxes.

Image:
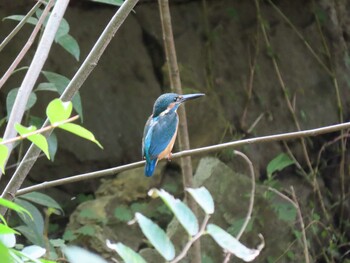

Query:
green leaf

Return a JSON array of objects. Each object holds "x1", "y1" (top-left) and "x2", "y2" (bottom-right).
[
  {"x1": 0, "y1": 198, "x2": 31, "y2": 218},
  {"x1": 0, "y1": 144, "x2": 8, "y2": 174},
  {"x1": 14, "y1": 123, "x2": 50, "y2": 159},
  {"x1": 227, "y1": 217, "x2": 254, "y2": 236},
  {"x1": 266, "y1": 153, "x2": 295, "y2": 178},
  {"x1": 272, "y1": 202, "x2": 297, "y2": 222},
  {"x1": 76, "y1": 225, "x2": 95, "y2": 236},
  {"x1": 135, "y1": 213, "x2": 175, "y2": 261},
  {"x1": 3, "y1": 15, "x2": 38, "y2": 25},
  {"x1": 18, "y1": 192, "x2": 63, "y2": 213},
  {"x1": 57, "y1": 34, "x2": 80, "y2": 61},
  {"x1": 64, "y1": 246, "x2": 108, "y2": 263},
  {"x1": 206, "y1": 224, "x2": 263, "y2": 262},
  {"x1": 106, "y1": 240, "x2": 147, "y2": 263},
  {"x1": 63, "y1": 230, "x2": 77, "y2": 242},
  {"x1": 14, "y1": 199, "x2": 44, "y2": 245},
  {"x1": 46, "y1": 98, "x2": 73, "y2": 124},
  {"x1": 0, "y1": 241, "x2": 11, "y2": 263},
  {"x1": 91, "y1": 0, "x2": 124, "y2": 6},
  {"x1": 0, "y1": 224, "x2": 19, "y2": 235},
  {"x1": 59, "y1": 123, "x2": 103, "y2": 149},
  {"x1": 6, "y1": 88, "x2": 37, "y2": 117},
  {"x1": 186, "y1": 187, "x2": 214, "y2": 214},
  {"x1": 47, "y1": 132, "x2": 58, "y2": 162},
  {"x1": 35, "y1": 82, "x2": 58, "y2": 92},
  {"x1": 114, "y1": 206, "x2": 133, "y2": 222},
  {"x1": 15, "y1": 225, "x2": 42, "y2": 247},
  {"x1": 42, "y1": 71, "x2": 83, "y2": 121},
  {"x1": 152, "y1": 189, "x2": 198, "y2": 236}
]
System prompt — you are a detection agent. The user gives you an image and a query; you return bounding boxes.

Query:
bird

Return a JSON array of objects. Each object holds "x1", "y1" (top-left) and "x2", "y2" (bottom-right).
[{"x1": 142, "y1": 93, "x2": 205, "y2": 177}]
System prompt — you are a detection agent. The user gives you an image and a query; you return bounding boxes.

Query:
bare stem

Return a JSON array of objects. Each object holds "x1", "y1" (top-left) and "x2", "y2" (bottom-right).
[
  {"x1": 291, "y1": 186, "x2": 310, "y2": 263},
  {"x1": 0, "y1": 0, "x2": 54, "y2": 90},
  {"x1": 0, "y1": 1, "x2": 43, "y2": 53},
  {"x1": 170, "y1": 214, "x2": 210, "y2": 263},
  {"x1": 158, "y1": 0, "x2": 201, "y2": 262},
  {"x1": 223, "y1": 150, "x2": 256, "y2": 263}
]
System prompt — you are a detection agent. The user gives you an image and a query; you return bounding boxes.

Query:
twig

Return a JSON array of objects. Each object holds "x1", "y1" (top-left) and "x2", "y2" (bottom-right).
[
  {"x1": 290, "y1": 186, "x2": 310, "y2": 263},
  {"x1": 0, "y1": 0, "x2": 140, "y2": 214},
  {"x1": 15, "y1": 121, "x2": 350, "y2": 196},
  {"x1": 0, "y1": 0, "x2": 54, "y2": 90},
  {"x1": 0, "y1": 115, "x2": 79, "y2": 146},
  {"x1": 170, "y1": 214, "x2": 210, "y2": 263},
  {"x1": 0, "y1": 0, "x2": 69, "y2": 181},
  {"x1": 158, "y1": 0, "x2": 201, "y2": 262},
  {"x1": 0, "y1": 1, "x2": 43, "y2": 53},
  {"x1": 255, "y1": 0, "x2": 314, "y2": 175},
  {"x1": 223, "y1": 150, "x2": 256, "y2": 263}
]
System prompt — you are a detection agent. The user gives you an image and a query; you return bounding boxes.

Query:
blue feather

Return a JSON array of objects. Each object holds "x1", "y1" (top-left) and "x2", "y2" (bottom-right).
[{"x1": 145, "y1": 159, "x2": 157, "y2": 177}]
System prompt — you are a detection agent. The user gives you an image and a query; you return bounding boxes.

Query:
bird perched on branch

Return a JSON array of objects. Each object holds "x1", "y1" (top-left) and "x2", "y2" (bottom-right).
[{"x1": 142, "y1": 93, "x2": 205, "y2": 177}]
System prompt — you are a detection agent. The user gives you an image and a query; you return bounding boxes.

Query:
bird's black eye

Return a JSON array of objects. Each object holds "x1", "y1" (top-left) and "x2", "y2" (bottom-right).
[{"x1": 173, "y1": 97, "x2": 178, "y2": 102}]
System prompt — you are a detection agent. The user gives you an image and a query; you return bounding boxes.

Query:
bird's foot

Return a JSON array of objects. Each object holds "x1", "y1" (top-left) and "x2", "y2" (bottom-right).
[{"x1": 167, "y1": 152, "x2": 172, "y2": 162}]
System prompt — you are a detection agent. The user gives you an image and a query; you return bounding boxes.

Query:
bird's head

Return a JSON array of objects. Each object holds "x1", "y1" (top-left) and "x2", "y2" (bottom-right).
[{"x1": 152, "y1": 93, "x2": 205, "y2": 117}]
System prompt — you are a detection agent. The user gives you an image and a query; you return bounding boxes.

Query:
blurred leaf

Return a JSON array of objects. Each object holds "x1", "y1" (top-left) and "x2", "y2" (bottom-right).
[
  {"x1": 106, "y1": 240, "x2": 147, "y2": 263},
  {"x1": 273, "y1": 202, "x2": 297, "y2": 222},
  {"x1": 15, "y1": 225, "x2": 42, "y2": 247},
  {"x1": 0, "y1": 241, "x2": 11, "y2": 263},
  {"x1": 18, "y1": 192, "x2": 63, "y2": 213},
  {"x1": 63, "y1": 230, "x2": 77, "y2": 242},
  {"x1": 77, "y1": 225, "x2": 95, "y2": 236},
  {"x1": 114, "y1": 206, "x2": 133, "y2": 222},
  {"x1": 0, "y1": 224, "x2": 19, "y2": 235},
  {"x1": 0, "y1": 233, "x2": 16, "y2": 248},
  {"x1": 206, "y1": 224, "x2": 263, "y2": 262},
  {"x1": 64, "y1": 246, "x2": 108, "y2": 263},
  {"x1": 227, "y1": 217, "x2": 254, "y2": 236},
  {"x1": 0, "y1": 144, "x2": 8, "y2": 174},
  {"x1": 266, "y1": 153, "x2": 294, "y2": 178},
  {"x1": 6, "y1": 88, "x2": 37, "y2": 118},
  {"x1": 135, "y1": 213, "x2": 175, "y2": 261},
  {"x1": 57, "y1": 34, "x2": 80, "y2": 61},
  {"x1": 14, "y1": 123, "x2": 50, "y2": 159},
  {"x1": 42, "y1": 71, "x2": 83, "y2": 120},
  {"x1": 46, "y1": 98, "x2": 72, "y2": 124},
  {"x1": 47, "y1": 132, "x2": 58, "y2": 161},
  {"x1": 35, "y1": 82, "x2": 58, "y2": 92},
  {"x1": 59, "y1": 123, "x2": 103, "y2": 149},
  {"x1": 14, "y1": 199, "x2": 44, "y2": 245},
  {"x1": 3, "y1": 15, "x2": 38, "y2": 25},
  {"x1": 35, "y1": 9, "x2": 69, "y2": 40},
  {"x1": 91, "y1": 0, "x2": 124, "y2": 6},
  {"x1": 186, "y1": 187, "x2": 214, "y2": 214},
  {"x1": 50, "y1": 238, "x2": 65, "y2": 248},
  {"x1": 152, "y1": 189, "x2": 198, "y2": 236},
  {"x1": 22, "y1": 245, "x2": 46, "y2": 260},
  {"x1": 0, "y1": 197, "x2": 31, "y2": 218}
]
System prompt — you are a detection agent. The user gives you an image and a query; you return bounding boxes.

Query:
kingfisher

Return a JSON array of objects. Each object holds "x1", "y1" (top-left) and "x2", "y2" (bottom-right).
[{"x1": 142, "y1": 93, "x2": 205, "y2": 177}]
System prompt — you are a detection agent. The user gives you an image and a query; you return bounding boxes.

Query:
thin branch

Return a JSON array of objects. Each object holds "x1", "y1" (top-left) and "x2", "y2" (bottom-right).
[
  {"x1": 0, "y1": 115, "x2": 79, "y2": 146},
  {"x1": 0, "y1": 1, "x2": 43, "y2": 53},
  {"x1": 0, "y1": 0, "x2": 69, "y2": 180},
  {"x1": 291, "y1": 186, "x2": 310, "y2": 263},
  {"x1": 223, "y1": 150, "x2": 256, "y2": 263},
  {"x1": 170, "y1": 214, "x2": 210, "y2": 263},
  {"x1": 0, "y1": 0, "x2": 54, "y2": 90},
  {"x1": 16, "y1": 121, "x2": 350, "y2": 196},
  {"x1": 1, "y1": 0, "x2": 140, "y2": 213},
  {"x1": 158, "y1": 0, "x2": 201, "y2": 262}
]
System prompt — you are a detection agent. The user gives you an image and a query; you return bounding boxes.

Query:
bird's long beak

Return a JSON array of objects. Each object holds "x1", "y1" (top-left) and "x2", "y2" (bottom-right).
[{"x1": 180, "y1": 93, "x2": 205, "y2": 103}]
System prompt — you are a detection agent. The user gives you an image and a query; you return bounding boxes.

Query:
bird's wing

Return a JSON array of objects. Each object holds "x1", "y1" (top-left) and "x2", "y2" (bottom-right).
[
  {"x1": 142, "y1": 116, "x2": 152, "y2": 159},
  {"x1": 144, "y1": 112, "x2": 178, "y2": 160}
]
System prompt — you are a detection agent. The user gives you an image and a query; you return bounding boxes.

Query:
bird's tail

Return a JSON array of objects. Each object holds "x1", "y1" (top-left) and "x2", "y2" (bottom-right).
[{"x1": 145, "y1": 159, "x2": 158, "y2": 177}]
